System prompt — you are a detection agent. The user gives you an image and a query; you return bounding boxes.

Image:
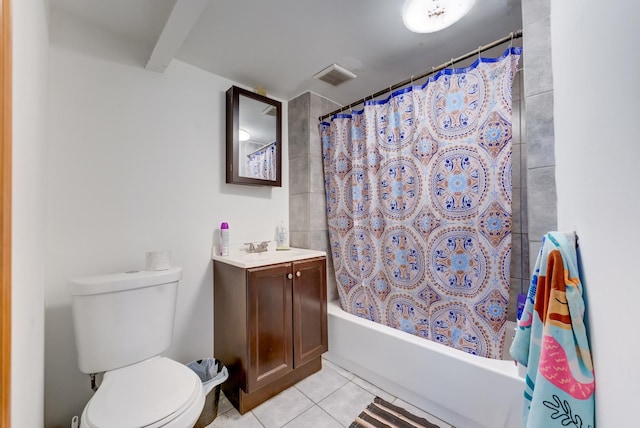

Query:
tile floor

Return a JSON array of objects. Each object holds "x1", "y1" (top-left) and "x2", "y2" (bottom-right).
[{"x1": 206, "y1": 358, "x2": 452, "y2": 428}]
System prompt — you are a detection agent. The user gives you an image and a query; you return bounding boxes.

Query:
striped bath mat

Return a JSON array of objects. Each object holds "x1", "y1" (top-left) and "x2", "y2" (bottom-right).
[{"x1": 350, "y1": 397, "x2": 442, "y2": 428}]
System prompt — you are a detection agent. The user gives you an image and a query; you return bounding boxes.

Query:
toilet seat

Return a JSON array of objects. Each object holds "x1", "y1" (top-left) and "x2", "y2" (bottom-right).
[{"x1": 81, "y1": 356, "x2": 204, "y2": 428}]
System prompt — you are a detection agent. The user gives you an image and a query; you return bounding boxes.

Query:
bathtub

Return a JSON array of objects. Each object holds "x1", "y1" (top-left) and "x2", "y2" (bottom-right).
[{"x1": 324, "y1": 301, "x2": 524, "y2": 428}]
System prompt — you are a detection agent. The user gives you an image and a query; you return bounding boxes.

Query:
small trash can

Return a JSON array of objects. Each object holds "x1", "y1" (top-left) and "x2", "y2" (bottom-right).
[{"x1": 187, "y1": 358, "x2": 229, "y2": 427}]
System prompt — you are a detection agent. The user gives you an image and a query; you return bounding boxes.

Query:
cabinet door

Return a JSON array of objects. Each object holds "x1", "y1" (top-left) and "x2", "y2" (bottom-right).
[
  {"x1": 246, "y1": 264, "x2": 293, "y2": 392},
  {"x1": 292, "y1": 258, "x2": 328, "y2": 367}
]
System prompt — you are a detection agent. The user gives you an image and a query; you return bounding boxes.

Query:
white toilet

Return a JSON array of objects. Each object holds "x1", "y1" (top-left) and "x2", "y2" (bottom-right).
[{"x1": 70, "y1": 267, "x2": 205, "y2": 428}]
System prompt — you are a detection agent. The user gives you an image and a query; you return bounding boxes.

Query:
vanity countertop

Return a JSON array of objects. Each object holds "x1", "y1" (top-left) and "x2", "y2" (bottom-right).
[{"x1": 212, "y1": 247, "x2": 326, "y2": 269}]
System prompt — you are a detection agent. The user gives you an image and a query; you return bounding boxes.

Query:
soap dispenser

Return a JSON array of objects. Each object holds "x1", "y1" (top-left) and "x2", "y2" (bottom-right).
[
  {"x1": 220, "y1": 222, "x2": 229, "y2": 256},
  {"x1": 276, "y1": 221, "x2": 289, "y2": 250}
]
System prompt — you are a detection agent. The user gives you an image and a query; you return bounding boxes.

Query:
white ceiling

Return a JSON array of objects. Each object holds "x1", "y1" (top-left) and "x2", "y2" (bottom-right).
[{"x1": 51, "y1": 0, "x2": 522, "y2": 108}]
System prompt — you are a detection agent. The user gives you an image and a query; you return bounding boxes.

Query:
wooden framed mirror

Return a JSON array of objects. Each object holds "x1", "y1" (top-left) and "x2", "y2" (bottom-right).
[{"x1": 226, "y1": 86, "x2": 282, "y2": 186}]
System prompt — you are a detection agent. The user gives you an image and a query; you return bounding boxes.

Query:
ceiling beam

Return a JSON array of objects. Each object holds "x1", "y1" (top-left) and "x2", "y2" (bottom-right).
[{"x1": 145, "y1": 0, "x2": 211, "y2": 73}]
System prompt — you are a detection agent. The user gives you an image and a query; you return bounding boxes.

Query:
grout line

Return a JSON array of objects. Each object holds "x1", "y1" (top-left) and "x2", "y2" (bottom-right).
[{"x1": 526, "y1": 164, "x2": 556, "y2": 171}]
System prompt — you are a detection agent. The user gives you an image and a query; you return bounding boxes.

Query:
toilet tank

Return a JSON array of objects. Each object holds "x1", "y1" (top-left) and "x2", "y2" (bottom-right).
[{"x1": 69, "y1": 267, "x2": 182, "y2": 374}]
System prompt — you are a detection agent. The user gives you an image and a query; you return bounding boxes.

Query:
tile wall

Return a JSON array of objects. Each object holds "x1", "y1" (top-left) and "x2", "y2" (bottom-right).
[
  {"x1": 508, "y1": 68, "x2": 530, "y2": 320},
  {"x1": 521, "y1": 0, "x2": 557, "y2": 278},
  {"x1": 288, "y1": 92, "x2": 340, "y2": 302}
]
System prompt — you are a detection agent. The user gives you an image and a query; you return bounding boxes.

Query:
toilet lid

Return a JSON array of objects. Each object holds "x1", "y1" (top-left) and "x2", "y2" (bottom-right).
[{"x1": 84, "y1": 357, "x2": 201, "y2": 428}]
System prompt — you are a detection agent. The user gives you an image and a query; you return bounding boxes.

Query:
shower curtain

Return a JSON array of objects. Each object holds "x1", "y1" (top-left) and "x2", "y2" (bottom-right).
[
  {"x1": 320, "y1": 47, "x2": 521, "y2": 358},
  {"x1": 246, "y1": 142, "x2": 277, "y2": 180}
]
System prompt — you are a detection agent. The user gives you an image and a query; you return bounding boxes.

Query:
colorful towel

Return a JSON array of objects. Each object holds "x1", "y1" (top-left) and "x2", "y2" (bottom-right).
[{"x1": 510, "y1": 232, "x2": 595, "y2": 427}]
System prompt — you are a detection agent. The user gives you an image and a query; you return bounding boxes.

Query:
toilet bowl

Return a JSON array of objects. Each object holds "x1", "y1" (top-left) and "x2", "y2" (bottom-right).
[
  {"x1": 79, "y1": 357, "x2": 205, "y2": 428},
  {"x1": 70, "y1": 268, "x2": 205, "y2": 428}
]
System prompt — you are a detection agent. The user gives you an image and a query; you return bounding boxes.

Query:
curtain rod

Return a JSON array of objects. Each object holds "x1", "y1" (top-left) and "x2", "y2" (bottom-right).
[
  {"x1": 318, "y1": 29, "x2": 523, "y2": 121},
  {"x1": 247, "y1": 141, "x2": 276, "y2": 157}
]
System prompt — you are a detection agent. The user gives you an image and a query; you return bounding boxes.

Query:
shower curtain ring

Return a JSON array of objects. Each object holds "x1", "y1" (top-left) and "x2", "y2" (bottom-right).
[
  {"x1": 478, "y1": 46, "x2": 482, "y2": 62},
  {"x1": 509, "y1": 31, "x2": 514, "y2": 50}
]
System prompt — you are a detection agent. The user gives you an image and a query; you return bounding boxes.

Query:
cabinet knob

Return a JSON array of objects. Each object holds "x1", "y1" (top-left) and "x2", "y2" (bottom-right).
[
  {"x1": 287, "y1": 273, "x2": 293, "y2": 279},
  {"x1": 296, "y1": 271, "x2": 301, "y2": 277}
]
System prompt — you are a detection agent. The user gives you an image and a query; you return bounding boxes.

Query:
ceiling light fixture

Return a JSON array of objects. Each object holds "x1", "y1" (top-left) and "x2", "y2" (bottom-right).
[
  {"x1": 239, "y1": 129, "x2": 251, "y2": 142},
  {"x1": 402, "y1": 0, "x2": 476, "y2": 33}
]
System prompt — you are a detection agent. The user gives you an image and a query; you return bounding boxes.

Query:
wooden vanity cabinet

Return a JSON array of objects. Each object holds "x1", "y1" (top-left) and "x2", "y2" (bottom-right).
[{"x1": 213, "y1": 256, "x2": 327, "y2": 414}]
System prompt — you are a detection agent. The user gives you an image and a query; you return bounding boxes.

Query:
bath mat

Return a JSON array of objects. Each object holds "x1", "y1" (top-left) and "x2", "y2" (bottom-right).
[{"x1": 350, "y1": 397, "x2": 442, "y2": 428}]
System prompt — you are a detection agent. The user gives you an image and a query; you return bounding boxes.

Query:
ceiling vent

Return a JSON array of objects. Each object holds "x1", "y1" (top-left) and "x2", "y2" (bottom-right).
[{"x1": 313, "y1": 63, "x2": 357, "y2": 86}]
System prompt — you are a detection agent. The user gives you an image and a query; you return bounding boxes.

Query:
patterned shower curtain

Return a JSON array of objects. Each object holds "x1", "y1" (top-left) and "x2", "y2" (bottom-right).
[
  {"x1": 320, "y1": 48, "x2": 521, "y2": 359},
  {"x1": 246, "y1": 142, "x2": 277, "y2": 180}
]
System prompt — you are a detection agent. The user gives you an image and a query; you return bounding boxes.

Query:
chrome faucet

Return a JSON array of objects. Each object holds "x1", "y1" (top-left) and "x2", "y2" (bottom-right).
[{"x1": 245, "y1": 241, "x2": 270, "y2": 253}]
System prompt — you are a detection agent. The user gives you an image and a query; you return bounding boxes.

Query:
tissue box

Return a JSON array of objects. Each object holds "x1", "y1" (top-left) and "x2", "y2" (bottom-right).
[{"x1": 145, "y1": 251, "x2": 171, "y2": 271}]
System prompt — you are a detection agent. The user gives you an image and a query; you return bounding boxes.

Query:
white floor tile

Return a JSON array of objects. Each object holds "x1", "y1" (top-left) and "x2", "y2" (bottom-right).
[
  {"x1": 295, "y1": 365, "x2": 350, "y2": 403},
  {"x1": 283, "y1": 405, "x2": 344, "y2": 428},
  {"x1": 322, "y1": 358, "x2": 356, "y2": 381},
  {"x1": 318, "y1": 382, "x2": 375, "y2": 427},
  {"x1": 209, "y1": 362, "x2": 452, "y2": 428},
  {"x1": 207, "y1": 407, "x2": 263, "y2": 428},
  {"x1": 350, "y1": 376, "x2": 396, "y2": 403},
  {"x1": 251, "y1": 386, "x2": 314, "y2": 428},
  {"x1": 217, "y1": 392, "x2": 234, "y2": 416}
]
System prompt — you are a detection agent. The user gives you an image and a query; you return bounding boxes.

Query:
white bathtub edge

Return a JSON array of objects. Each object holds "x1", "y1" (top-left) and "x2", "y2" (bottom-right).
[{"x1": 326, "y1": 300, "x2": 524, "y2": 428}]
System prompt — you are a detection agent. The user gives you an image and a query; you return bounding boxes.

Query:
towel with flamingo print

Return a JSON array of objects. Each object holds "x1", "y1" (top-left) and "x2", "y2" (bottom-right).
[{"x1": 510, "y1": 232, "x2": 595, "y2": 428}]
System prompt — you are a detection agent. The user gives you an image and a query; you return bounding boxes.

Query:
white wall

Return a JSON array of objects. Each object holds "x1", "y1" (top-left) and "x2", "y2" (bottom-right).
[
  {"x1": 551, "y1": 1, "x2": 640, "y2": 425},
  {"x1": 11, "y1": 0, "x2": 49, "y2": 427},
  {"x1": 45, "y1": 9, "x2": 288, "y2": 427}
]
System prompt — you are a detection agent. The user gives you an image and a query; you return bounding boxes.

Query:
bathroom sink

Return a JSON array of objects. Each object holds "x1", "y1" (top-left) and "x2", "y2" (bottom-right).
[{"x1": 212, "y1": 247, "x2": 326, "y2": 269}]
